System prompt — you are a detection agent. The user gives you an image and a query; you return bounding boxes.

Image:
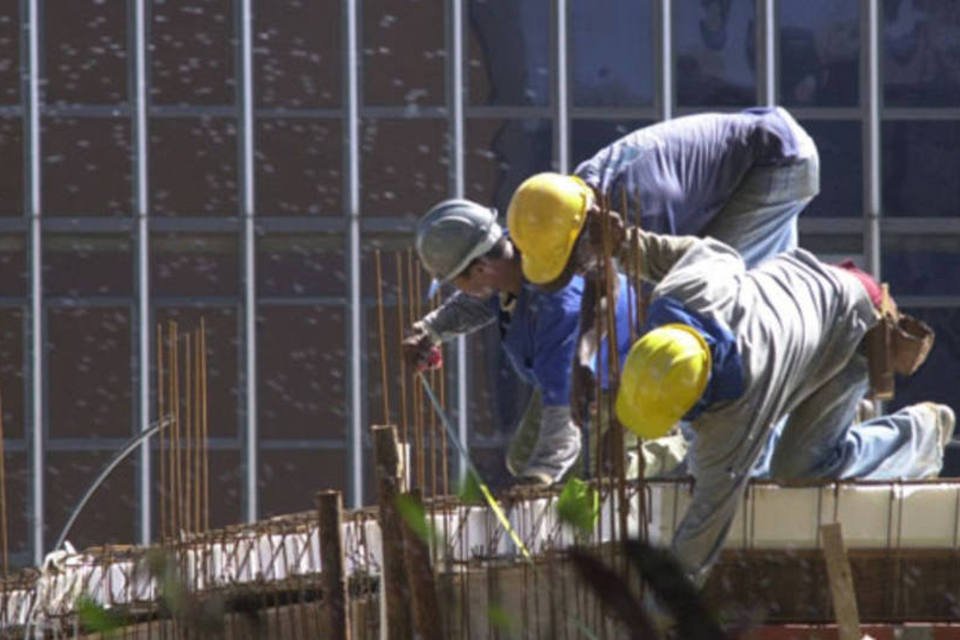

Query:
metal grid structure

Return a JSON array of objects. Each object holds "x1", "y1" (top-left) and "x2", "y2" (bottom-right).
[{"x1": 1, "y1": 0, "x2": 958, "y2": 569}]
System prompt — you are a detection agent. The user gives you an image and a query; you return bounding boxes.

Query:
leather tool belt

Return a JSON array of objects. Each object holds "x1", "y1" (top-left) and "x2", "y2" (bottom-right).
[{"x1": 864, "y1": 284, "x2": 935, "y2": 400}]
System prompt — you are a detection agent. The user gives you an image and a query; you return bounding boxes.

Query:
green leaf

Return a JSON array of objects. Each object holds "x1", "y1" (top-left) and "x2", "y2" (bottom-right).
[
  {"x1": 556, "y1": 477, "x2": 600, "y2": 534},
  {"x1": 76, "y1": 596, "x2": 124, "y2": 635},
  {"x1": 487, "y1": 603, "x2": 516, "y2": 635},
  {"x1": 457, "y1": 471, "x2": 484, "y2": 505},
  {"x1": 395, "y1": 493, "x2": 435, "y2": 545}
]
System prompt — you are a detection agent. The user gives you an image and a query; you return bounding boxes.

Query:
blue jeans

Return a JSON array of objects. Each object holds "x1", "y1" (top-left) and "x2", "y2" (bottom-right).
[
  {"x1": 701, "y1": 111, "x2": 820, "y2": 268},
  {"x1": 769, "y1": 354, "x2": 944, "y2": 481}
]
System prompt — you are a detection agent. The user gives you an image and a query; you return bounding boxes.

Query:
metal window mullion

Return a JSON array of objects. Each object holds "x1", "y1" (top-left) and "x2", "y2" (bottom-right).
[
  {"x1": 863, "y1": 0, "x2": 881, "y2": 278},
  {"x1": 555, "y1": 0, "x2": 569, "y2": 173},
  {"x1": 239, "y1": 0, "x2": 258, "y2": 522},
  {"x1": 757, "y1": 0, "x2": 776, "y2": 106},
  {"x1": 656, "y1": 0, "x2": 673, "y2": 120},
  {"x1": 451, "y1": 0, "x2": 468, "y2": 483},
  {"x1": 345, "y1": 0, "x2": 362, "y2": 507},
  {"x1": 24, "y1": 0, "x2": 44, "y2": 565},
  {"x1": 133, "y1": 0, "x2": 152, "y2": 546}
]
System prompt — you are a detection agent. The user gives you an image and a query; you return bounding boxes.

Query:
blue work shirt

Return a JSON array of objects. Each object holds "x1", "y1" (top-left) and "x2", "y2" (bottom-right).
[
  {"x1": 493, "y1": 273, "x2": 636, "y2": 406},
  {"x1": 574, "y1": 107, "x2": 808, "y2": 237}
]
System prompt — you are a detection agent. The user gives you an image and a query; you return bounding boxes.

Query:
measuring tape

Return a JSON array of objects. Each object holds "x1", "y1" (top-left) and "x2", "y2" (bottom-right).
[{"x1": 416, "y1": 371, "x2": 533, "y2": 563}]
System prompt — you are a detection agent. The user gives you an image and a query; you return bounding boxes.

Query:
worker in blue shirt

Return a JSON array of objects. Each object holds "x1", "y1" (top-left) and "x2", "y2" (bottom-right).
[{"x1": 403, "y1": 200, "x2": 683, "y2": 485}]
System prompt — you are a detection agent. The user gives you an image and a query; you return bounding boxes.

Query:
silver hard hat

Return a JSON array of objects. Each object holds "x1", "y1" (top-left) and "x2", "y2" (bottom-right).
[{"x1": 415, "y1": 199, "x2": 503, "y2": 283}]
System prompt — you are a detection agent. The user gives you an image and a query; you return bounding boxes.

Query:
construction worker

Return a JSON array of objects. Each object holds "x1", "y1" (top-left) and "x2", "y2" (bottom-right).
[
  {"x1": 403, "y1": 200, "x2": 686, "y2": 485},
  {"x1": 611, "y1": 227, "x2": 951, "y2": 584},
  {"x1": 506, "y1": 106, "x2": 818, "y2": 289}
]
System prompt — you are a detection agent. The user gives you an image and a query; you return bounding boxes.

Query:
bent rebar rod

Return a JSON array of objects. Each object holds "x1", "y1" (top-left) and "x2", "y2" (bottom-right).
[{"x1": 53, "y1": 416, "x2": 175, "y2": 554}]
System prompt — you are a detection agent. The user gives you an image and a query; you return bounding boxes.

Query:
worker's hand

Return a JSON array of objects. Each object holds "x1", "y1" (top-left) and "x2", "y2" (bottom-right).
[
  {"x1": 585, "y1": 207, "x2": 626, "y2": 258},
  {"x1": 402, "y1": 325, "x2": 443, "y2": 372}
]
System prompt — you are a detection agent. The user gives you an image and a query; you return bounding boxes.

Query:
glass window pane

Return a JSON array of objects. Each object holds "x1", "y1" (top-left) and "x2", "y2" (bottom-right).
[
  {"x1": 44, "y1": 0, "x2": 127, "y2": 105},
  {"x1": 0, "y1": 308, "x2": 24, "y2": 439},
  {"x1": 779, "y1": 0, "x2": 859, "y2": 107},
  {"x1": 48, "y1": 307, "x2": 132, "y2": 438},
  {"x1": 572, "y1": 119, "x2": 652, "y2": 171},
  {"x1": 150, "y1": 0, "x2": 234, "y2": 106},
  {"x1": 570, "y1": 0, "x2": 654, "y2": 107},
  {"x1": 465, "y1": 118, "x2": 552, "y2": 214},
  {"x1": 257, "y1": 306, "x2": 345, "y2": 440},
  {"x1": 798, "y1": 233, "x2": 863, "y2": 260},
  {"x1": 42, "y1": 118, "x2": 131, "y2": 216},
  {"x1": 468, "y1": 0, "x2": 550, "y2": 106},
  {"x1": 0, "y1": 119, "x2": 23, "y2": 216},
  {"x1": 883, "y1": 121, "x2": 960, "y2": 217},
  {"x1": 0, "y1": 235, "x2": 27, "y2": 296},
  {"x1": 257, "y1": 234, "x2": 344, "y2": 298},
  {"x1": 149, "y1": 118, "x2": 238, "y2": 216},
  {"x1": 46, "y1": 453, "x2": 136, "y2": 550},
  {"x1": 155, "y1": 307, "x2": 238, "y2": 439},
  {"x1": 0, "y1": 4, "x2": 20, "y2": 103},
  {"x1": 801, "y1": 119, "x2": 861, "y2": 218},
  {"x1": 363, "y1": 0, "x2": 445, "y2": 107},
  {"x1": 675, "y1": 0, "x2": 756, "y2": 107},
  {"x1": 361, "y1": 119, "x2": 448, "y2": 218},
  {"x1": 254, "y1": 0, "x2": 340, "y2": 108},
  {"x1": 883, "y1": 235, "x2": 960, "y2": 296},
  {"x1": 151, "y1": 233, "x2": 239, "y2": 297},
  {"x1": 883, "y1": 2, "x2": 960, "y2": 107},
  {"x1": 259, "y1": 449, "x2": 345, "y2": 517},
  {"x1": 44, "y1": 234, "x2": 133, "y2": 297},
  {"x1": 256, "y1": 119, "x2": 341, "y2": 216}
]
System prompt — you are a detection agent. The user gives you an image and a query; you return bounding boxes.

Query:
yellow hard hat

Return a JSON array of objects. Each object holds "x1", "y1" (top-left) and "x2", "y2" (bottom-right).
[
  {"x1": 506, "y1": 173, "x2": 593, "y2": 284},
  {"x1": 615, "y1": 323, "x2": 711, "y2": 440}
]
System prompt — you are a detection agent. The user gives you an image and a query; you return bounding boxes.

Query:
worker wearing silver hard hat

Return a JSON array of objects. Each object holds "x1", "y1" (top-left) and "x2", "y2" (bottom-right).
[{"x1": 404, "y1": 198, "x2": 687, "y2": 485}]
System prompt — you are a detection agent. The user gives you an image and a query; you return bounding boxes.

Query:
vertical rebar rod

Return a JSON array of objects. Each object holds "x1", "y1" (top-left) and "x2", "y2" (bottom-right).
[
  {"x1": 408, "y1": 249, "x2": 424, "y2": 490},
  {"x1": 158, "y1": 323, "x2": 167, "y2": 541},
  {"x1": 0, "y1": 391, "x2": 8, "y2": 575},
  {"x1": 201, "y1": 318, "x2": 210, "y2": 532},
  {"x1": 375, "y1": 249, "x2": 391, "y2": 425},
  {"x1": 170, "y1": 321, "x2": 181, "y2": 533},
  {"x1": 193, "y1": 329, "x2": 202, "y2": 534},
  {"x1": 184, "y1": 333, "x2": 193, "y2": 535},
  {"x1": 395, "y1": 252, "x2": 410, "y2": 484}
]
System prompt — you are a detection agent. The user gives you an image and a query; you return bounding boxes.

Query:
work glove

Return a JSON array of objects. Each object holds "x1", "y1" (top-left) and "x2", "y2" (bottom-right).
[{"x1": 402, "y1": 323, "x2": 443, "y2": 372}]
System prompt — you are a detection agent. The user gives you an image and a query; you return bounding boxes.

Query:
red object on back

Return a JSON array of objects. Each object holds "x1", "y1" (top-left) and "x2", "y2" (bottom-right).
[{"x1": 835, "y1": 259, "x2": 883, "y2": 308}]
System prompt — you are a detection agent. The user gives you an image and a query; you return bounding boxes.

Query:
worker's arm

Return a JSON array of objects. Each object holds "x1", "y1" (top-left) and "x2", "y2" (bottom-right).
[
  {"x1": 621, "y1": 227, "x2": 698, "y2": 284},
  {"x1": 403, "y1": 292, "x2": 497, "y2": 369},
  {"x1": 583, "y1": 209, "x2": 698, "y2": 284}
]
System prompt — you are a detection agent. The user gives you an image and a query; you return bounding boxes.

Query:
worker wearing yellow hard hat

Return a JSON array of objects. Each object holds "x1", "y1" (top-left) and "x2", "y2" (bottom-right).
[{"x1": 608, "y1": 227, "x2": 950, "y2": 586}]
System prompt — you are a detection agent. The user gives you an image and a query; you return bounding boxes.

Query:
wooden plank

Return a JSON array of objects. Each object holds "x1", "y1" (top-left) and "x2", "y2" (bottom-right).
[
  {"x1": 821, "y1": 522, "x2": 862, "y2": 640},
  {"x1": 317, "y1": 489, "x2": 350, "y2": 640},
  {"x1": 372, "y1": 425, "x2": 413, "y2": 640}
]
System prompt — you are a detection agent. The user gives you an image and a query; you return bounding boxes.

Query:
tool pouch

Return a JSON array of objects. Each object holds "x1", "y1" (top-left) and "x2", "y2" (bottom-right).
[
  {"x1": 891, "y1": 313, "x2": 935, "y2": 376},
  {"x1": 865, "y1": 312, "x2": 895, "y2": 401}
]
